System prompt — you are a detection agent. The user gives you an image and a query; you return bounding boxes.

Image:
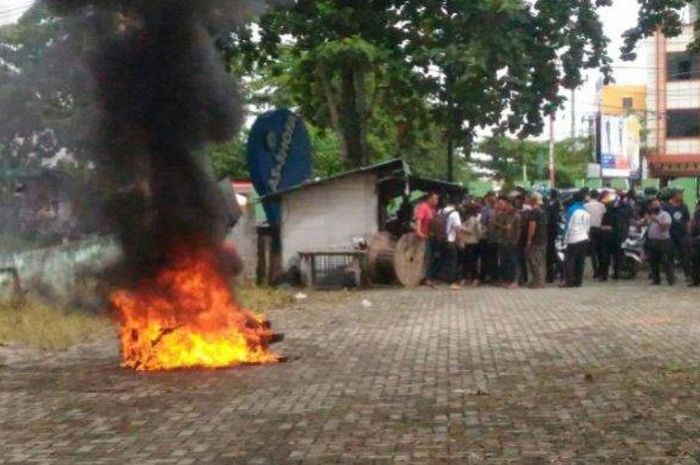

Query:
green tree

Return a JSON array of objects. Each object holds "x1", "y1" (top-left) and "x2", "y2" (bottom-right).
[
  {"x1": 207, "y1": 122, "x2": 350, "y2": 181},
  {"x1": 553, "y1": 138, "x2": 593, "y2": 188},
  {"x1": 242, "y1": 0, "x2": 613, "y2": 177},
  {"x1": 401, "y1": 0, "x2": 611, "y2": 179},
  {"x1": 222, "y1": 31, "x2": 444, "y2": 178},
  {"x1": 476, "y1": 136, "x2": 543, "y2": 188},
  {"x1": 621, "y1": 0, "x2": 700, "y2": 59},
  {"x1": 207, "y1": 132, "x2": 249, "y2": 181},
  {"x1": 0, "y1": 3, "x2": 98, "y2": 172},
  {"x1": 233, "y1": 1, "x2": 447, "y2": 170},
  {"x1": 476, "y1": 136, "x2": 592, "y2": 189}
]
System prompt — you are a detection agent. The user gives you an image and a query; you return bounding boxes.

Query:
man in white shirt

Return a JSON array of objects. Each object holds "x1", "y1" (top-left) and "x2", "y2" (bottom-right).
[
  {"x1": 443, "y1": 197, "x2": 463, "y2": 289},
  {"x1": 585, "y1": 190, "x2": 606, "y2": 278},
  {"x1": 563, "y1": 191, "x2": 591, "y2": 288}
]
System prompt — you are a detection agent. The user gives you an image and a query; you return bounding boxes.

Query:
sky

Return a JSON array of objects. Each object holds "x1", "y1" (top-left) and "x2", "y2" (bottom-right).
[
  {"x1": 551, "y1": 0, "x2": 649, "y2": 141},
  {"x1": 0, "y1": 0, "x2": 34, "y2": 26},
  {"x1": 0, "y1": 0, "x2": 652, "y2": 142}
]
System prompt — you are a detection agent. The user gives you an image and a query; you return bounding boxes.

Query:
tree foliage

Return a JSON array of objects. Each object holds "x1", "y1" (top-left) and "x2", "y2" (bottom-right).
[
  {"x1": 228, "y1": 1, "x2": 426, "y2": 169},
  {"x1": 0, "y1": 3, "x2": 98, "y2": 173},
  {"x1": 622, "y1": 0, "x2": 700, "y2": 59},
  {"x1": 3, "y1": 0, "x2": 698, "y2": 187},
  {"x1": 207, "y1": 126, "x2": 347, "y2": 180},
  {"x1": 235, "y1": 0, "x2": 614, "y2": 175},
  {"x1": 476, "y1": 136, "x2": 592, "y2": 189}
]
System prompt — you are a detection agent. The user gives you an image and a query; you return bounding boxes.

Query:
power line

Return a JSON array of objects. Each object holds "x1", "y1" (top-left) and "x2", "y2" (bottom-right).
[
  {"x1": 579, "y1": 102, "x2": 668, "y2": 116},
  {"x1": 578, "y1": 102, "x2": 700, "y2": 119}
]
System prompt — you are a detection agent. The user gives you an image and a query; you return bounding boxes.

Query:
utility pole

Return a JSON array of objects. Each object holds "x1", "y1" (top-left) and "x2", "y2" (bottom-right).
[
  {"x1": 570, "y1": 88, "x2": 576, "y2": 139},
  {"x1": 447, "y1": 132, "x2": 454, "y2": 182},
  {"x1": 446, "y1": 82, "x2": 455, "y2": 183},
  {"x1": 585, "y1": 114, "x2": 596, "y2": 162},
  {"x1": 549, "y1": 113, "x2": 556, "y2": 188}
]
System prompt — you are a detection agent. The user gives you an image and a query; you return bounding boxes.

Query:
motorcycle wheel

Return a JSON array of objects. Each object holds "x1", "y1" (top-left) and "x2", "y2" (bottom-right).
[{"x1": 620, "y1": 256, "x2": 639, "y2": 280}]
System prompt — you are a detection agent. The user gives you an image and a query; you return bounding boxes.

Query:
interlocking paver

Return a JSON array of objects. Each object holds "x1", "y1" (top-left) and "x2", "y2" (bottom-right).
[{"x1": 2, "y1": 283, "x2": 700, "y2": 464}]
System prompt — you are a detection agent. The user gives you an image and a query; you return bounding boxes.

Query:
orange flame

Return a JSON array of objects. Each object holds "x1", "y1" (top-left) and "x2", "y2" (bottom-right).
[{"x1": 111, "y1": 247, "x2": 280, "y2": 371}]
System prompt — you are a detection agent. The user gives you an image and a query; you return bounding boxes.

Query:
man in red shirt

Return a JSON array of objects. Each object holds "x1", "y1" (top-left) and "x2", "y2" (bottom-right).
[
  {"x1": 415, "y1": 192, "x2": 441, "y2": 286},
  {"x1": 415, "y1": 192, "x2": 438, "y2": 239}
]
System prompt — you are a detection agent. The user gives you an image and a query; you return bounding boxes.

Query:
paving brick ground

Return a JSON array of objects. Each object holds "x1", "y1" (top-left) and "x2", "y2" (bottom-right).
[{"x1": 2, "y1": 282, "x2": 700, "y2": 464}]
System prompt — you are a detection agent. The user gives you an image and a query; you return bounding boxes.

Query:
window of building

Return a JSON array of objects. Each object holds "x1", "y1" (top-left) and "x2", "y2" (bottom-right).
[
  {"x1": 667, "y1": 110, "x2": 700, "y2": 138},
  {"x1": 667, "y1": 52, "x2": 700, "y2": 81},
  {"x1": 622, "y1": 97, "x2": 633, "y2": 110}
]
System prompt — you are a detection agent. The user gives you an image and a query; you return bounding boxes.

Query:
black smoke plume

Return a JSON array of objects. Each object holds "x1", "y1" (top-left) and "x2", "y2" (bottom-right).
[{"x1": 42, "y1": 0, "x2": 267, "y2": 283}]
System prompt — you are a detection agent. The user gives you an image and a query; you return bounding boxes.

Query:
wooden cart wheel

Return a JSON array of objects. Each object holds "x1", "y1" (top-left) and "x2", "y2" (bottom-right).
[
  {"x1": 394, "y1": 233, "x2": 426, "y2": 287},
  {"x1": 367, "y1": 232, "x2": 397, "y2": 284}
]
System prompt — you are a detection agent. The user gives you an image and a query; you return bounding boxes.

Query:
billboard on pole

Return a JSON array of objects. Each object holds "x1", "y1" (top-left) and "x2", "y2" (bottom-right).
[{"x1": 600, "y1": 115, "x2": 641, "y2": 178}]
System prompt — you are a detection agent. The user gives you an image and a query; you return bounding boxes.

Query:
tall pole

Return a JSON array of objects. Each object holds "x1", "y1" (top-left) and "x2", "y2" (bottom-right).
[
  {"x1": 447, "y1": 130, "x2": 454, "y2": 182},
  {"x1": 570, "y1": 88, "x2": 576, "y2": 139},
  {"x1": 446, "y1": 82, "x2": 455, "y2": 182},
  {"x1": 549, "y1": 113, "x2": 556, "y2": 188}
]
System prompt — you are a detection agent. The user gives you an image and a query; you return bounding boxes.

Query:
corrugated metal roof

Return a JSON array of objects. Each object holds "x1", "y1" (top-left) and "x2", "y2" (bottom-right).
[{"x1": 260, "y1": 158, "x2": 408, "y2": 200}]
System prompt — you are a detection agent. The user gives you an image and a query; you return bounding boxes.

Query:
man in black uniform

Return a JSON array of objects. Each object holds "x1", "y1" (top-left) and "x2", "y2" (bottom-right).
[
  {"x1": 545, "y1": 189, "x2": 561, "y2": 283},
  {"x1": 664, "y1": 189, "x2": 690, "y2": 277},
  {"x1": 684, "y1": 201, "x2": 700, "y2": 286},
  {"x1": 611, "y1": 192, "x2": 632, "y2": 279}
]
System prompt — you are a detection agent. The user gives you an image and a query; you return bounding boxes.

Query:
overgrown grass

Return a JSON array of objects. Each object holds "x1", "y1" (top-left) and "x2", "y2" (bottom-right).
[
  {"x1": 235, "y1": 284, "x2": 357, "y2": 313},
  {"x1": 0, "y1": 284, "x2": 345, "y2": 350},
  {"x1": 236, "y1": 285, "x2": 295, "y2": 313},
  {"x1": 0, "y1": 301, "x2": 112, "y2": 350}
]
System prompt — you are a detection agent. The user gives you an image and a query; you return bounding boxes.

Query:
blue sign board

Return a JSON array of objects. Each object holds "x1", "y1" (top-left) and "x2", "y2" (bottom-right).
[{"x1": 246, "y1": 109, "x2": 312, "y2": 224}]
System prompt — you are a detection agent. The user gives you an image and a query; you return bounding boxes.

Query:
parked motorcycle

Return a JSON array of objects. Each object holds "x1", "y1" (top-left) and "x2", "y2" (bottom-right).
[
  {"x1": 618, "y1": 224, "x2": 647, "y2": 280},
  {"x1": 554, "y1": 221, "x2": 647, "y2": 281}
]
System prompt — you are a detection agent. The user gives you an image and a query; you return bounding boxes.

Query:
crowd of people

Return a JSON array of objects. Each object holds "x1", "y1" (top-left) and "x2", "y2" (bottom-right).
[{"x1": 413, "y1": 186, "x2": 700, "y2": 290}]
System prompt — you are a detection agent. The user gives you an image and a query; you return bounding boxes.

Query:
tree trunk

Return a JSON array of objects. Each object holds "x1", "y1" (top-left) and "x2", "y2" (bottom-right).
[
  {"x1": 447, "y1": 126, "x2": 454, "y2": 182},
  {"x1": 445, "y1": 72, "x2": 456, "y2": 182},
  {"x1": 340, "y1": 66, "x2": 368, "y2": 168},
  {"x1": 318, "y1": 69, "x2": 348, "y2": 163}
]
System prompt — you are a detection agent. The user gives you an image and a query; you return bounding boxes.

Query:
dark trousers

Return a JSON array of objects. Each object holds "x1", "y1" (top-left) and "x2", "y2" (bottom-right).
[
  {"x1": 461, "y1": 244, "x2": 480, "y2": 282},
  {"x1": 480, "y1": 241, "x2": 499, "y2": 282},
  {"x1": 691, "y1": 239, "x2": 700, "y2": 285},
  {"x1": 517, "y1": 245, "x2": 528, "y2": 284},
  {"x1": 671, "y1": 237, "x2": 684, "y2": 268},
  {"x1": 683, "y1": 236, "x2": 700, "y2": 285},
  {"x1": 648, "y1": 239, "x2": 675, "y2": 285},
  {"x1": 425, "y1": 238, "x2": 442, "y2": 281},
  {"x1": 443, "y1": 242, "x2": 460, "y2": 283},
  {"x1": 565, "y1": 240, "x2": 588, "y2": 287},
  {"x1": 676, "y1": 236, "x2": 695, "y2": 280},
  {"x1": 597, "y1": 230, "x2": 614, "y2": 280},
  {"x1": 500, "y1": 243, "x2": 519, "y2": 284},
  {"x1": 611, "y1": 240, "x2": 624, "y2": 278},
  {"x1": 546, "y1": 236, "x2": 559, "y2": 283},
  {"x1": 589, "y1": 227, "x2": 601, "y2": 277}
]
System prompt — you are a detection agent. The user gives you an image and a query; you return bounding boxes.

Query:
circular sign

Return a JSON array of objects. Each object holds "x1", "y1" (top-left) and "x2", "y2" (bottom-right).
[{"x1": 246, "y1": 109, "x2": 312, "y2": 224}]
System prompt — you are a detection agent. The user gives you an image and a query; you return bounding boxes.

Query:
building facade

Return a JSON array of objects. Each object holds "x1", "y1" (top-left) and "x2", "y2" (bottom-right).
[
  {"x1": 601, "y1": 85, "x2": 647, "y2": 116},
  {"x1": 647, "y1": 7, "x2": 700, "y2": 177}
]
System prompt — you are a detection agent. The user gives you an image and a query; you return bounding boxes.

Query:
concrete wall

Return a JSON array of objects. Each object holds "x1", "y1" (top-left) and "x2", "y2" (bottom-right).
[
  {"x1": 226, "y1": 206, "x2": 258, "y2": 281},
  {"x1": 279, "y1": 173, "x2": 378, "y2": 267},
  {"x1": 0, "y1": 236, "x2": 121, "y2": 306},
  {"x1": 0, "y1": 222, "x2": 259, "y2": 305}
]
